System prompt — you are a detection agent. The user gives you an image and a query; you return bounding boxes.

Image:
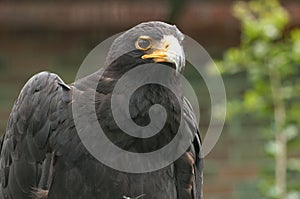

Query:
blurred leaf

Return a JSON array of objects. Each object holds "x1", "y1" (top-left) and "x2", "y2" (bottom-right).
[
  {"x1": 265, "y1": 141, "x2": 278, "y2": 157},
  {"x1": 287, "y1": 192, "x2": 300, "y2": 199},
  {"x1": 287, "y1": 159, "x2": 300, "y2": 172},
  {"x1": 244, "y1": 90, "x2": 266, "y2": 111},
  {"x1": 283, "y1": 125, "x2": 298, "y2": 141}
]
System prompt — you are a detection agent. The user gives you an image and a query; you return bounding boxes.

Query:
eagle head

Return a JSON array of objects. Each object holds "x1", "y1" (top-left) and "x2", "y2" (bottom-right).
[{"x1": 105, "y1": 21, "x2": 185, "y2": 74}]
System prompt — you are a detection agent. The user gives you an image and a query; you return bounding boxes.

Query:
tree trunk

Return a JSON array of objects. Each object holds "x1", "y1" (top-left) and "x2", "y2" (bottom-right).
[{"x1": 269, "y1": 66, "x2": 287, "y2": 199}]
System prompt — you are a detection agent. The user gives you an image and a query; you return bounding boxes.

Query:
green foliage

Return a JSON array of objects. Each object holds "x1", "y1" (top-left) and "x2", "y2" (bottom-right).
[{"x1": 218, "y1": 0, "x2": 300, "y2": 198}]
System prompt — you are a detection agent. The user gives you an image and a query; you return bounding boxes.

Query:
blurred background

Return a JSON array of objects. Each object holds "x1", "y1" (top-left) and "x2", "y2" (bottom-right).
[{"x1": 0, "y1": 0, "x2": 300, "y2": 199}]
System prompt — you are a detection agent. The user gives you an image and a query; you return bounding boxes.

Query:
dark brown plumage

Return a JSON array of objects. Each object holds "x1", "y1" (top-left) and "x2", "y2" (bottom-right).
[{"x1": 0, "y1": 21, "x2": 203, "y2": 199}]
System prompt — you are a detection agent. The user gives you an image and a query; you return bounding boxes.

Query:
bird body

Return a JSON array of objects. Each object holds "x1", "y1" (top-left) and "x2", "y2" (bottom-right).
[{"x1": 0, "y1": 21, "x2": 203, "y2": 199}]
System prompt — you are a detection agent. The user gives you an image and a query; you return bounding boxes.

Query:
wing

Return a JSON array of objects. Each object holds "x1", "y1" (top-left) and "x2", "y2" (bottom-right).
[
  {"x1": 0, "y1": 71, "x2": 70, "y2": 199},
  {"x1": 174, "y1": 97, "x2": 203, "y2": 199}
]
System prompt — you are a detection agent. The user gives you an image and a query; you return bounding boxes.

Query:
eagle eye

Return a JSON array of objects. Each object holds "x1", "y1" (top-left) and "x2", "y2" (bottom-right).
[{"x1": 135, "y1": 36, "x2": 152, "y2": 51}]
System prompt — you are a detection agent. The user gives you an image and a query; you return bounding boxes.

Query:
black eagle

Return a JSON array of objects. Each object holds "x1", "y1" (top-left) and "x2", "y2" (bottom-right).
[{"x1": 0, "y1": 21, "x2": 203, "y2": 199}]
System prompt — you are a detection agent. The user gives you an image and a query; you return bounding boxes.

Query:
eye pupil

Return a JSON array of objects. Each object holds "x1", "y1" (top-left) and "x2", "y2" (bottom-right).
[{"x1": 137, "y1": 38, "x2": 151, "y2": 50}]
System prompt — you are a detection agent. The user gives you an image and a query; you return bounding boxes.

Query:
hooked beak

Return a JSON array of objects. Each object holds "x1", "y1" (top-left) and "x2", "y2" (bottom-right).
[{"x1": 141, "y1": 35, "x2": 185, "y2": 74}]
